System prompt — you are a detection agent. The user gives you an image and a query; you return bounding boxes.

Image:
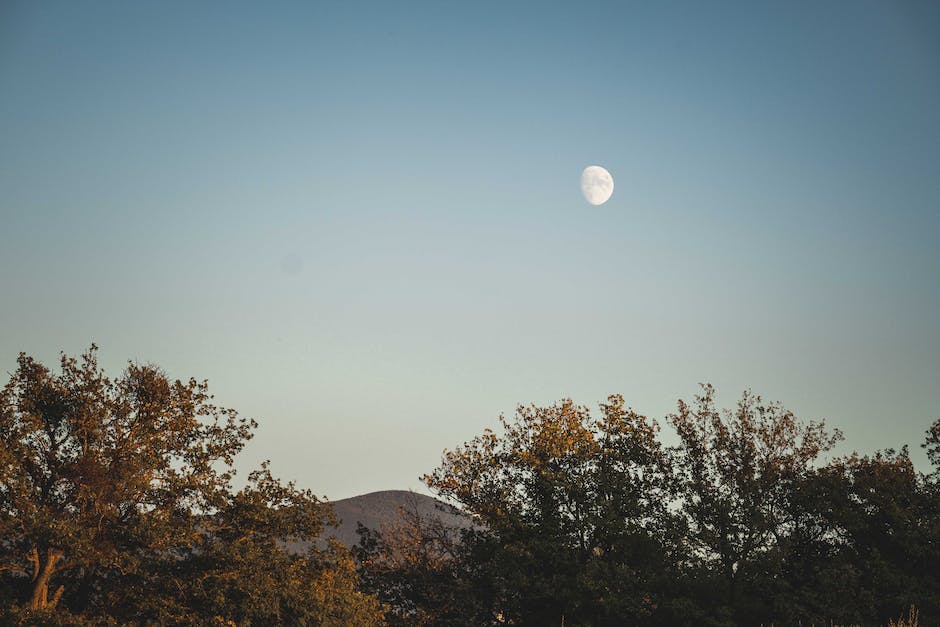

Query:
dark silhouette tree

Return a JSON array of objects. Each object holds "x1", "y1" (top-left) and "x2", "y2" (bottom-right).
[
  {"x1": 355, "y1": 497, "x2": 469, "y2": 626},
  {"x1": 424, "y1": 395, "x2": 674, "y2": 626},
  {"x1": 810, "y1": 446, "x2": 940, "y2": 624},
  {"x1": 666, "y1": 385, "x2": 842, "y2": 623}
]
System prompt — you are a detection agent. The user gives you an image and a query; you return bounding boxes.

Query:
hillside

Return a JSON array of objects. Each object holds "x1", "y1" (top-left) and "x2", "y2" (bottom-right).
[{"x1": 322, "y1": 490, "x2": 472, "y2": 547}]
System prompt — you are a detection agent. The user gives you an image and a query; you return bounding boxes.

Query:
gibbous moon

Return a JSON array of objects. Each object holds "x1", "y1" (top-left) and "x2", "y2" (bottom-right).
[{"x1": 581, "y1": 165, "x2": 614, "y2": 205}]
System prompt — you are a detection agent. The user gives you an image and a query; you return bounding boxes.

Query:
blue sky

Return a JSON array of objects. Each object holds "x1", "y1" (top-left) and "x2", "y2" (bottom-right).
[{"x1": 2, "y1": 1, "x2": 939, "y2": 498}]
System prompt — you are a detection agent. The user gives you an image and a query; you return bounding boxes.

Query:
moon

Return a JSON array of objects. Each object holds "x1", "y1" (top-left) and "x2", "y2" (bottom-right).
[{"x1": 581, "y1": 165, "x2": 614, "y2": 205}]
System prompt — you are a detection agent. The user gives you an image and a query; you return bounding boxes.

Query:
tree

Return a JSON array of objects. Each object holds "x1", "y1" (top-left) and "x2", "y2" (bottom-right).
[
  {"x1": 0, "y1": 346, "x2": 253, "y2": 616},
  {"x1": 811, "y1": 446, "x2": 940, "y2": 625},
  {"x1": 115, "y1": 463, "x2": 384, "y2": 626},
  {"x1": 667, "y1": 384, "x2": 843, "y2": 623},
  {"x1": 355, "y1": 497, "x2": 469, "y2": 626},
  {"x1": 924, "y1": 417, "x2": 940, "y2": 472},
  {"x1": 424, "y1": 395, "x2": 674, "y2": 625},
  {"x1": 0, "y1": 346, "x2": 384, "y2": 625}
]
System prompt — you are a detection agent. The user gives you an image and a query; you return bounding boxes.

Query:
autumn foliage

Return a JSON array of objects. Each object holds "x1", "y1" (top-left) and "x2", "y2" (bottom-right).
[
  {"x1": 0, "y1": 347, "x2": 382, "y2": 625},
  {"x1": 2, "y1": 347, "x2": 938, "y2": 626}
]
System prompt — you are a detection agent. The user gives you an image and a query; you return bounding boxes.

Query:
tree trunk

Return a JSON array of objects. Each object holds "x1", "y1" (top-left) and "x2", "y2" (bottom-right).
[{"x1": 30, "y1": 547, "x2": 64, "y2": 610}]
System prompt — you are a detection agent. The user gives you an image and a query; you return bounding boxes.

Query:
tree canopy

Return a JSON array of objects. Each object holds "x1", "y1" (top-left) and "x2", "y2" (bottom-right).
[
  {"x1": 4, "y1": 346, "x2": 938, "y2": 625},
  {"x1": 407, "y1": 387, "x2": 940, "y2": 626},
  {"x1": 0, "y1": 347, "x2": 383, "y2": 625}
]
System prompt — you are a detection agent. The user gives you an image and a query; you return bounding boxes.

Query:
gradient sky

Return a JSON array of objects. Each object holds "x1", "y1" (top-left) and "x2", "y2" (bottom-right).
[{"x1": 2, "y1": 1, "x2": 939, "y2": 500}]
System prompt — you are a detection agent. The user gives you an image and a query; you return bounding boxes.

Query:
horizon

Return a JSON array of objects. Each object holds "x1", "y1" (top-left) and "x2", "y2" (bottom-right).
[{"x1": 2, "y1": 1, "x2": 939, "y2": 500}]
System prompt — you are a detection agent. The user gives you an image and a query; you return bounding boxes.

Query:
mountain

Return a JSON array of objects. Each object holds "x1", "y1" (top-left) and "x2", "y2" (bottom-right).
[{"x1": 322, "y1": 490, "x2": 473, "y2": 548}]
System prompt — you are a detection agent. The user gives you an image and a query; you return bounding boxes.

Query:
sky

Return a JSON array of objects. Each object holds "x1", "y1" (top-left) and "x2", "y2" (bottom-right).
[{"x1": 1, "y1": 1, "x2": 939, "y2": 500}]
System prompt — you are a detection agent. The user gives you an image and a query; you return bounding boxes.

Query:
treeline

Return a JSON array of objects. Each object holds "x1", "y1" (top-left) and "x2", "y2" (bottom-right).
[
  {"x1": 358, "y1": 389, "x2": 940, "y2": 626},
  {"x1": 1, "y1": 348, "x2": 938, "y2": 626}
]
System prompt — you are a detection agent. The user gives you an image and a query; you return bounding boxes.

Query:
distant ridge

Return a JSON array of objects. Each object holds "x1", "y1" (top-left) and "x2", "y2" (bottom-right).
[{"x1": 308, "y1": 490, "x2": 472, "y2": 549}]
